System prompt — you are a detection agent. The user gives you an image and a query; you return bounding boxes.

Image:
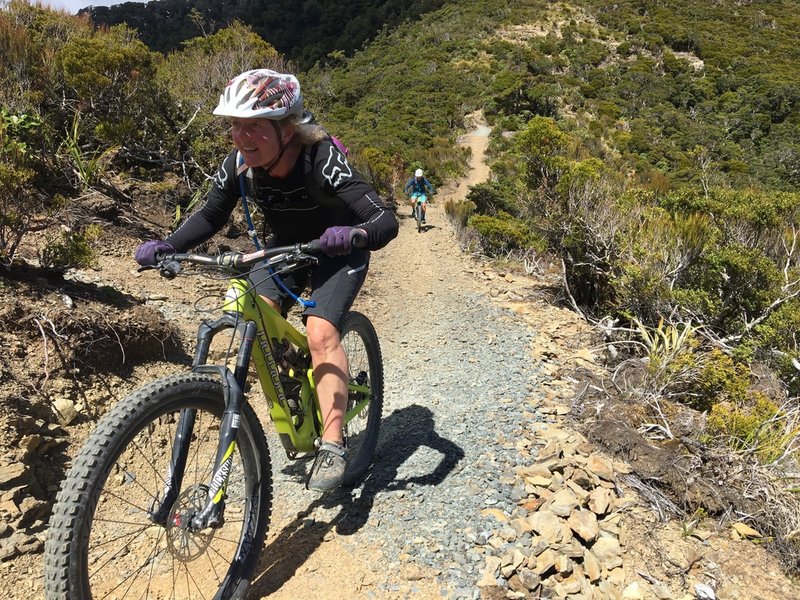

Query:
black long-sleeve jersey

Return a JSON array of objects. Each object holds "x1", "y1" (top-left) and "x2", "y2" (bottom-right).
[{"x1": 166, "y1": 138, "x2": 398, "y2": 251}]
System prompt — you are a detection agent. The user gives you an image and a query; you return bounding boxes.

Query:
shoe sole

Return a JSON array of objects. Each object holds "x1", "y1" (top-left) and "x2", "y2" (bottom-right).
[{"x1": 306, "y1": 479, "x2": 343, "y2": 492}]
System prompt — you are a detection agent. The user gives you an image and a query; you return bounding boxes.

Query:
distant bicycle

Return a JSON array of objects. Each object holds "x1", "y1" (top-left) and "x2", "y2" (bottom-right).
[
  {"x1": 403, "y1": 168, "x2": 435, "y2": 233},
  {"x1": 410, "y1": 192, "x2": 428, "y2": 232},
  {"x1": 44, "y1": 238, "x2": 384, "y2": 599}
]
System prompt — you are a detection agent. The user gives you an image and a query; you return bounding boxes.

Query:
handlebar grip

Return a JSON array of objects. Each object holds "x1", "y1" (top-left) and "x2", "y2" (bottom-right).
[{"x1": 305, "y1": 239, "x2": 322, "y2": 253}]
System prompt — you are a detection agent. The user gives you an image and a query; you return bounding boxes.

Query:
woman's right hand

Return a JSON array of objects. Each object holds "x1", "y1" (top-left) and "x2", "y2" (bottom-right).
[{"x1": 134, "y1": 240, "x2": 175, "y2": 266}]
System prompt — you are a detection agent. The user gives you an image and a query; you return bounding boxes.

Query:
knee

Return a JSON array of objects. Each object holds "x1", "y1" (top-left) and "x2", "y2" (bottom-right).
[{"x1": 306, "y1": 317, "x2": 340, "y2": 355}]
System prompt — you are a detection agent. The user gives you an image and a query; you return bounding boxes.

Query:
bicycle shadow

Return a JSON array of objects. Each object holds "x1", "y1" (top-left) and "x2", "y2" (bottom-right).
[{"x1": 247, "y1": 403, "x2": 464, "y2": 596}]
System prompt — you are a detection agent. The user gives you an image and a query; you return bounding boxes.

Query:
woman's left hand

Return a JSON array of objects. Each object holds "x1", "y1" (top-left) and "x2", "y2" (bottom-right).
[{"x1": 319, "y1": 226, "x2": 355, "y2": 256}]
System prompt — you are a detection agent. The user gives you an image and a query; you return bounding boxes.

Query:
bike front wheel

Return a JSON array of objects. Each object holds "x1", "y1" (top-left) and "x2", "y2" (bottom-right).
[
  {"x1": 340, "y1": 311, "x2": 384, "y2": 485},
  {"x1": 44, "y1": 372, "x2": 272, "y2": 600},
  {"x1": 415, "y1": 203, "x2": 424, "y2": 232}
]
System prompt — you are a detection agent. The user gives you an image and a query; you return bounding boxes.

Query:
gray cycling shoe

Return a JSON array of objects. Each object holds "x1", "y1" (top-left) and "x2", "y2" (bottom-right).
[{"x1": 307, "y1": 440, "x2": 348, "y2": 491}]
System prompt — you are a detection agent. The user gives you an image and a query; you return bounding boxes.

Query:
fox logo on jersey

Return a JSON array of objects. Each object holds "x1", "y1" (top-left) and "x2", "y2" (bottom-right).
[
  {"x1": 212, "y1": 164, "x2": 229, "y2": 190},
  {"x1": 321, "y1": 146, "x2": 352, "y2": 188}
]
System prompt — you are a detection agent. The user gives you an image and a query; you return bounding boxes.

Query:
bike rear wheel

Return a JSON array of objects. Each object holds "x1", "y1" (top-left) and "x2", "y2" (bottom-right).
[
  {"x1": 44, "y1": 372, "x2": 272, "y2": 600},
  {"x1": 340, "y1": 311, "x2": 384, "y2": 485}
]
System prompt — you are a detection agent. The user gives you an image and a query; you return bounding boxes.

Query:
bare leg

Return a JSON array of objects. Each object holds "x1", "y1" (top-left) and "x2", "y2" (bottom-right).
[{"x1": 305, "y1": 315, "x2": 347, "y2": 444}]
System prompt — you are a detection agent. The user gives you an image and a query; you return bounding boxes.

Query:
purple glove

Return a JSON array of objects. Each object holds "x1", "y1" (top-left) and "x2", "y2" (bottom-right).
[
  {"x1": 319, "y1": 226, "x2": 355, "y2": 257},
  {"x1": 134, "y1": 239, "x2": 175, "y2": 266}
]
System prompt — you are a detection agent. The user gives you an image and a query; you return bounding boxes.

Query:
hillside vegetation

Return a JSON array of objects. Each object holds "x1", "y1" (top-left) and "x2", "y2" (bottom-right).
[
  {"x1": 3, "y1": 0, "x2": 800, "y2": 571},
  {"x1": 84, "y1": 0, "x2": 450, "y2": 71}
]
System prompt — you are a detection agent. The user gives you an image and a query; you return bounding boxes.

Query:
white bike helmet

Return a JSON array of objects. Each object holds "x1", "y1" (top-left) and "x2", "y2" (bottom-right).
[
  {"x1": 415, "y1": 168, "x2": 423, "y2": 177},
  {"x1": 213, "y1": 69, "x2": 304, "y2": 119}
]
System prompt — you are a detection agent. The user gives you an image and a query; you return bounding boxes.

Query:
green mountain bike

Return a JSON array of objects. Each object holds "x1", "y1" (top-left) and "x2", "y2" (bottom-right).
[{"x1": 44, "y1": 239, "x2": 384, "y2": 599}]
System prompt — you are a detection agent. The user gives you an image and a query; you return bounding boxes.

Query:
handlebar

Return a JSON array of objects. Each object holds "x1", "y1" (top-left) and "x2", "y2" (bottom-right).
[{"x1": 151, "y1": 230, "x2": 367, "y2": 279}]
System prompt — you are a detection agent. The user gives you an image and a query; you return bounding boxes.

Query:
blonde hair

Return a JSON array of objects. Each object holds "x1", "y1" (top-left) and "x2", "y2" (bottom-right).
[{"x1": 286, "y1": 115, "x2": 328, "y2": 145}]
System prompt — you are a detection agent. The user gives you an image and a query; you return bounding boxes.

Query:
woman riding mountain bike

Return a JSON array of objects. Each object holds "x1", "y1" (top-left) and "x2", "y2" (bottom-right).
[
  {"x1": 45, "y1": 239, "x2": 387, "y2": 600},
  {"x1": 403, "y1": 168, "x2": 435, "y2": 225},
  {"x1": 134, "y1": 68, "x2": 398, "y2": 491}
]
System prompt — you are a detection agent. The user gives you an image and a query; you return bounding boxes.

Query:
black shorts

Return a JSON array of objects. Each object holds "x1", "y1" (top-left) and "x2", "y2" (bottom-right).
[{"x1": 248, "y1": 249, "x2": 369, "y2": 330}]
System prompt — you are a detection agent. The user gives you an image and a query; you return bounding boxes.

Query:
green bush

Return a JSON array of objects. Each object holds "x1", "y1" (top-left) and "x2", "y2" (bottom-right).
[
  {"x1": 465, "y1": 181, "x2": 517, "y2": 216},
  {"x1": 612, "y1": 209, "x2": 718, "y2": 319},
  {"x1": 0, "y1": 108, "x2": 42, "y2": 161},
  {"x1": 54, "y1": 25, "x2": 164, "y2": 147},
  {"x1": 613, "y1": 263, "x2": 672, "y2": 323},
  {"x1": 745, "y1": 300, "x2": 800, "y2": 393},
  {"x1": 353, "y1": 146, "x2": 395, "y2": 197},
  {"x1": 706, "y1": 393, "x2": 799, "y2": 464},
  {"x1": 40, "y1": 224, "x2": 103, "y2": 269},
  {"x1": 670, "y1": 286, "x2": 721, "y2": 323},
  {"x1": 444, "y1": 198, "x2": 476, "y2": 228},
  {"x1": 675, "y1": 348, "x2": 750, "y2": 412},
  {"x1": 467, "y1": 211, "x2": 544, "y2": 255},
  {"x1": 683, "y1": 245, "x2": 782, "y2": 332},
  {"x1": 0, "y1": 162, "x2": 58, "y2": 267},
  {"x1": 635, "y1": 321, "x2": 748, "y2": 413}
]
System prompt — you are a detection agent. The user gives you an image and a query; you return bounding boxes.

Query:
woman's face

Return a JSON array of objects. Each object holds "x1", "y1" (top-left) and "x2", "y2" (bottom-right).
[{"x1": 229, "y1": 118, "x2": 282, "y2": 167}]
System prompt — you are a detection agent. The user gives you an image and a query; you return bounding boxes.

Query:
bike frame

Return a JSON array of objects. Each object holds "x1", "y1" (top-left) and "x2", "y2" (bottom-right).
[{"x1": 150, "y1": 262, "x2": 371, "y2": 530}]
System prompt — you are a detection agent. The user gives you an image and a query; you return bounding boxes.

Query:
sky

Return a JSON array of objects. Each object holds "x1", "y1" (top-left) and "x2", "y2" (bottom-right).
[{"x1": 30, "y1": 0, "x2": 147, "y2": 14}]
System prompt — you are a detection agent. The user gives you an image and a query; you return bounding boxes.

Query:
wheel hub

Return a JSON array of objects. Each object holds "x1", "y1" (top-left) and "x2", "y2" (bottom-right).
[{"x1": 164, "y1": 485, "x2": 215, "y2": 561}]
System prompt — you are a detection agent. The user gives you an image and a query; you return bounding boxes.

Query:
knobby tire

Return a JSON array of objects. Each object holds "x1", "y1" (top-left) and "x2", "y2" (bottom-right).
[
  {"x1": 44, "y1": 372, "x2": 272, "y2": 600},
  {"x1": 339, "y1": 311, "x2": 384, "y2": 485}
]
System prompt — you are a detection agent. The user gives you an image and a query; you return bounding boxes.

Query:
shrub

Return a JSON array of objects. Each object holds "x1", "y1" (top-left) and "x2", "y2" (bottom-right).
[
  {"x1": 465, "y1": 181, "x2": 517, "y2": 216},
  {"x1": 467, "y1": 211, "x2": 544, "y2": 255},
  {"x1": 0, "y1": 162, "x2": 64, "y2": 267},
  {"x1": 0, "y1": 107, "x2": 42, "y2": 160},
  {"x1": 515, "y1": 116, "x2": 569, "y2": 193},
  {"x1": 746, "y1": 300, "x2": 800, "y2": 394},
  {"x1": 683, "y1": 245, "x2": 782, "y2": 332},
  {"x1": 445, "y1": 198, "x2": 476, "y2": 229},
  {"x1": 669, "y1": 348, "x2": 750, "y2": 412},
  {"x1": 633, "y1": 318, "x2": 749, "y2": 413},
  {"x1": 612, "y1": 209, "x2": 717, "y2": 320},
  {"x1": 614, "y1": 263, "x2": 672, "y2": 323},
  {"x1": 40, "y1": 224, "x2": 103, "y2": 269},
  {"x1": 353, "y1": 146, "x2": 395, "y2": 198},
  {"x1": 706, "y1": 393, "x2": 800, "y2": 464},
  {"x1": 54, "y1": 25, "x2": 164, "y2": 147}
]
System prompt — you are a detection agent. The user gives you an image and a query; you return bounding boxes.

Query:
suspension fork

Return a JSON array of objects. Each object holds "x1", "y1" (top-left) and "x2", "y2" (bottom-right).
[{"x1": 149, "y1": 315, "x2": 256, "y2": 529}]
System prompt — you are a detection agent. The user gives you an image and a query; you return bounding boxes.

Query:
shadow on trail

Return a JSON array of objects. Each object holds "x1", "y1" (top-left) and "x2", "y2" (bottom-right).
[{"x1": 248, "y1": 404, "x2": 464, "y2": 597}]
